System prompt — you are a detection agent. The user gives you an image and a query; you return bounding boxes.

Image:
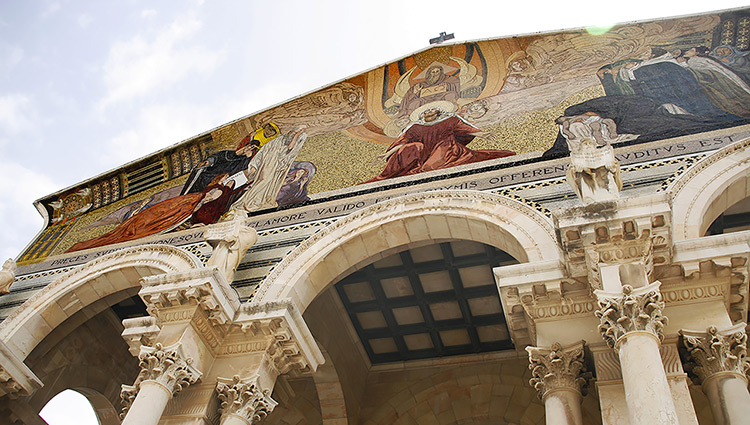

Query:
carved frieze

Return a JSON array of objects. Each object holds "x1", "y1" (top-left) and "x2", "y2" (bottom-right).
[
  {"x1": 119, "y1": 343, "x2": 202, "y2": 418},
  {"x1": 681, "y1": 323, "x2": 749, "y2": 385},
  {"x1": 216, "y1": 375, "x2": 278, "y2": 424},
  {"x1": 527, "y1": 341, "x2": 591, "y2": 399},
  {"x1": 595, "y1": 282, "x2": 667, "y2": 348}
]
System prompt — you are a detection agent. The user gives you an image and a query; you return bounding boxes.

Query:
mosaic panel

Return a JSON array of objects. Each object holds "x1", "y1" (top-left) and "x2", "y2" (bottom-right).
[{"x1": 21, "y1": 9, "x2": 750, "y2": 263}]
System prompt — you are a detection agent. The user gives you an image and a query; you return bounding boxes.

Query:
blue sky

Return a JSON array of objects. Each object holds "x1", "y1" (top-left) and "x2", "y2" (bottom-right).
[{"x1": 1, "y1": 0, "x2": 748, "y2": 421}]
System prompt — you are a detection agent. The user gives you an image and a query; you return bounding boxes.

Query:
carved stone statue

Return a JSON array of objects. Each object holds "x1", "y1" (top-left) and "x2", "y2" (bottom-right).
[
  {"x1": 205, "y1": 215, "x2": 258, "y2": 283},
  {"x1": 558, "y1": 114, "x2": 629, "y2": 204},
  {"x1": 0, "y1": 259, "x2": 17, "y2": 295}
]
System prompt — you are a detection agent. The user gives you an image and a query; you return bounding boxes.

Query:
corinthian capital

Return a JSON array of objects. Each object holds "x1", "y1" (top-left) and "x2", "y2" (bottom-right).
[
  {"x1": 527, "y1": 341, "x2": 590, "y2": 399},
  {"x1": 216, "y1": 375, "x2": 278, "y2": 424},
  {"x1": 681, "y1": 323, "x2": 749, "y2": 384},
  {"x1": 595, "y1": 282, "x2": 667, "y2": 348},
  {"x1": 119, "y1": 343, "x2": 201, "y2": 418}
]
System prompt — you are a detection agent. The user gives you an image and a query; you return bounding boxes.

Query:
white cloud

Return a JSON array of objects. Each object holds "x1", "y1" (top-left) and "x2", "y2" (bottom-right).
[
  {"x1": 101, "y1": 81, "x2": 297, "y2": 166},
  {"x1": 77, "y1": 14, "x2": 93, "y2": 29},
  {"x1": 0, "y1": 94, "x2": 35, "y2": 136},
  {"x1": 0, "y1": 156, "x2": 56, "y2": 260},
  {"x1": 141, "y1": 9, "x2": 157, "y2": 18},
  {"x1": 97, "y1": 15, "x2": 224, "y2": 109}
]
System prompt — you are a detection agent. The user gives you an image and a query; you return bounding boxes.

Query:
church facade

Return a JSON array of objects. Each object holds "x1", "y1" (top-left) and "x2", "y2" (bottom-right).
[{"x1": 1, "y1": 7, "x2": 750, "y2": 425}]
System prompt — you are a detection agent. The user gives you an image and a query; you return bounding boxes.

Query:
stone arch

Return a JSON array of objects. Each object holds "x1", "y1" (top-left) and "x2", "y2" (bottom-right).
[
  {"x1": 312, "y1": 349, "x2": 348, "y2": 425},
  {"x1": 669, "y1": 137, "x2": 750, "y2": 240},
  {"x1": 0, "y1": 244, "x2": 203, "y2": 361},
  {"x1": 254, "y1": 191, "x2": 559, "y2": 313}
]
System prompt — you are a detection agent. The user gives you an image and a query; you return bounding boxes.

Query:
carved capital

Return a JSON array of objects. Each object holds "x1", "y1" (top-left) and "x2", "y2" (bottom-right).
[
  {"x1": 680, "y1": 323, "x2": 749, "y2": 385},
  {"x1": 527, "y1": 341, "x2": 591, "y2": 399},
  {"x1": 140, "y1": 267, "x2": 240, "y2": 328},
  {"x1": 216, "y1": 375, "x2": 278, "y2": 424},
  {"x1": 119, "y1": 343, "x2": 201, "y2": 418},
  {"x1": 595, "y1": 282, "x2": 667, "y2": 348}
]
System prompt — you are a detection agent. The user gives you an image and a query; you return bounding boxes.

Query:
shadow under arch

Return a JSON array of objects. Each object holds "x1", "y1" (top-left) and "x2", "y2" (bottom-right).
[
  {"x1": 669, "y1": 136, "x2": 750, "y2": 240},
  {"x1": 253, "y1": 191, "x2": 559, "y2": 313},
  {"x1": 0, "y1": 244, "x2": 203, "y2": 362}
]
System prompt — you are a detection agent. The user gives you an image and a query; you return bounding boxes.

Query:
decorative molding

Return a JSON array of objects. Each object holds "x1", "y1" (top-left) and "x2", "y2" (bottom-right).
[
  {"x1": 527, "y1": 341, "x2": 591, "y2": 399},
  {"x1": 0, "y1": 244, "x2": 203, "y2": 347},
  {"x1": 139, "y1": 266, "x2": 239, "y2": 329},
  {"x1": 119, "y1": 343, "x2": 202, "y2": 419},
  {"x1": 234, "y1": 299, "x2": 324, "y2": 376},
  {"x1": 595, "y1": 282, "x2": 667, "y2": 348},
  {"x1": 667, "y1": 136, "x2": 750, "y2": 201},
  {"x1": 660, "y1": 282, "x2": 727, "y2": 305},
  {"x1": 121, "y1": 316, "x2": 161, "y2": 357},
  {"x1": 216, "y1": 375, "x2": 278, "y2": 424},
  {"x1": 0, "y1": 340, "x2": 42, "y2": 399},
  {"x1": 681, "y1": 323, "x2": 749, "y2": 385},
  {"x1": 523, "y1": 297, "x2": 596, "y2": 320},
  {"x1": 255, "y1": 190, "x2": 557, "y2": 302}
]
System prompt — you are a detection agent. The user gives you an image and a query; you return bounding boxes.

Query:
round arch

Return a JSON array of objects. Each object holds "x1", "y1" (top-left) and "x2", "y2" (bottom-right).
[
  {"x1": 254, "y1": 191, "x2": 559, "y2": 313},
  {"x1": 0, "y1": 244, "x2": 203, "y2": 361},
  {"x1": 669, "y1": 137, "x2": 750, "y2": 240}
]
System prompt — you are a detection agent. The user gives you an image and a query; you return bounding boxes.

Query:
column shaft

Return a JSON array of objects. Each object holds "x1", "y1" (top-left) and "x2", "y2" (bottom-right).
[
  {"x1": 544, "y1": 389, "x2": 583, "y2": 425},
  {"x1": 617, "y1": 332, "x2": 679, "y2": 425},
  {"x1": 702, "y1": 372, "x2": 750, "y2": 425},
  {"x1": 221, "y1": 412, "x2": 253, "y2": 425},
  {"x1": 121, "y1": 380, "x2": 172, "y2": 425}
]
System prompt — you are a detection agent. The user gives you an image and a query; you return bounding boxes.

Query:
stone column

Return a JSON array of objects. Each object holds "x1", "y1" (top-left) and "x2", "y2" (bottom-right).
[
  {"x1": 120, "y1": 343, "x2": 201, "y2": 425},
  {"x1": 681, "y1": 323, "x2": 750, "y2": 425},
  {"x1": 527, "y1": 341, "x2": 590, "y2": 425},
  {"x1": 595, "y1": 282, "x2": 679, "y2": 425},
  {"x1": 216, "y1": 375, "x2": 278, "y2": 425}
]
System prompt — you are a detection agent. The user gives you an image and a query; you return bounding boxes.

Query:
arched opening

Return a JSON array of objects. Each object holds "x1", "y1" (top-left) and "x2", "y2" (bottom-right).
[
  {"x1": 255, "y1": 192, "x2": 558, "y2": 425},
  {"x1": 39, "y1": 389, "x2": 99, "y2": 425},
  {"x1": 20, "y1": 290, "x2": 146, "y2": 422},
  {"x1": 669, "y1": 137, "x2": 750, "y2": 240},
  {"x1": 0, "y1": 244, "x2": 202, "y2": 363},
  {"x1": 254, "y1": 191, "x2": 559, "y2": 314},
  {"x1": 297, "y1": 239, "x2": 529, "y2": 425},
  {"x1": 706, "y1": 196, "x2": 750, "y2": 235}
]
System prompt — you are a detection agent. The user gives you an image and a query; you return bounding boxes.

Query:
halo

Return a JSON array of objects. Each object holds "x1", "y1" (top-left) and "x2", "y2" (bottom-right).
[{"x1": 409, "y1": 101, "x2": 457, "y2": 123}]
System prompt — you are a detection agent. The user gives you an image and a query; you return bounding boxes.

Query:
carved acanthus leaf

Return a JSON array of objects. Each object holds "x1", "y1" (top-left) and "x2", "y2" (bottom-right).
[
  {"x1": 119, "y1": 343, "x2": 201, "y2": 419},
  {"x1": 216, "y1": 375, "x2": 278, "y2": 424},
  {"x1": 595, "y1": 283, "x2": 667, "y2": 348},
  {"x1": 681, "y1": 323, "x2": 749, "y2": 385},
  {"x1": 527, "y1": 341, "x2": 591, "y2": 399}
]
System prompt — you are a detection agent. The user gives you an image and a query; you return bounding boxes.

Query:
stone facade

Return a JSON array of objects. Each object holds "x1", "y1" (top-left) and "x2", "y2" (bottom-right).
[{"x1": 2, "y1": 8, "x2": 750, "y2": 425}]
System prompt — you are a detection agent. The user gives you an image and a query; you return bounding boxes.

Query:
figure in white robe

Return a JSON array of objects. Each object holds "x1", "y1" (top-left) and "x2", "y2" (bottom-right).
[{"x1": 231, "y1": 125, "x2": 308, "y2": 213}]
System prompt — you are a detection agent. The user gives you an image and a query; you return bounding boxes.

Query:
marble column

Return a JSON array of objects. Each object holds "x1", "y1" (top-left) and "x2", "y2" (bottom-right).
[
  {"x1": 120, "y1": 343, "x2": 201, "y2": 425},
  {"x1": 216, "y1": 375, "x2": 278, "y2": 425},
  {"x1": 527, "y1": 341, "x2": 590, "y2": 425},
  {"x1": 595, "y1": 283, "x2": 679, "y2": 425},
  {"x1": 681, "y1": 323, "x2": 750, "y2": 425}
]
